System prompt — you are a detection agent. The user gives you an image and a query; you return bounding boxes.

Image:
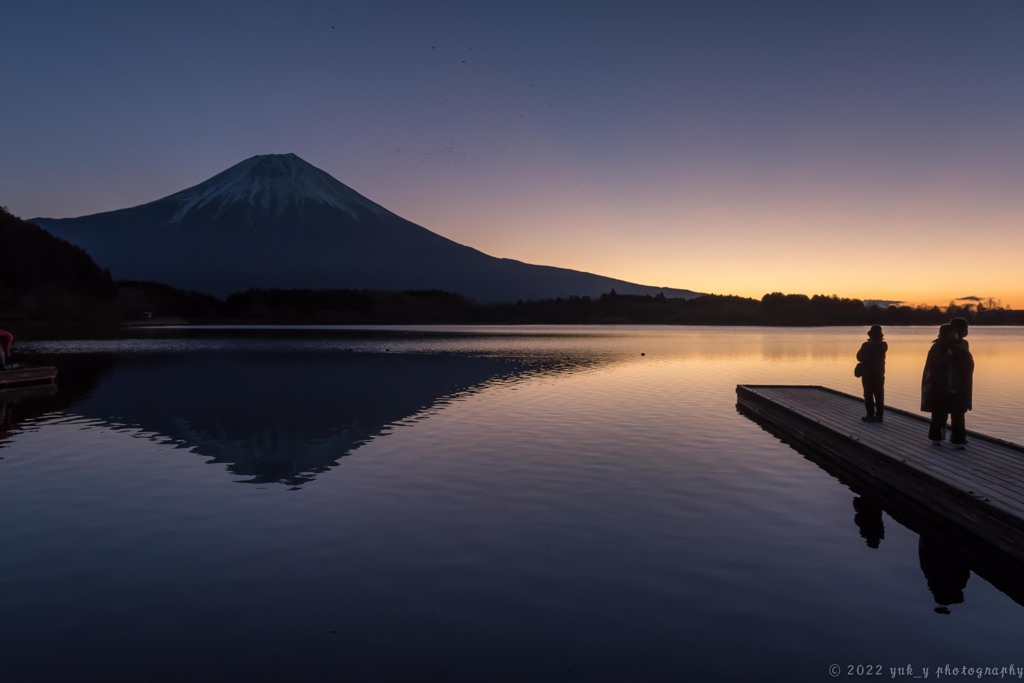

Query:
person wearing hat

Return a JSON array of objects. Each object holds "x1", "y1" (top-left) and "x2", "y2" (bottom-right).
[
  {"x1": 950, "y1": 316, "x2": 970, "y2": 351},
  {"x1": 856, "y1": 325, "x2": 887, "y2": 422},
  {"x1": 922, "y1": 322, "x2": 973, "y2": 447}
]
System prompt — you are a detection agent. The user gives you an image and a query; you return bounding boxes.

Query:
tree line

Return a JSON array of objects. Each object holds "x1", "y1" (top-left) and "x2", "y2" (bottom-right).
[
  {"x1": 115, "y1": 285, "x2": 1024, "y2": 326},
  {"x1": 3, "y1": 205, "x2": 1021, "y2": 327}
]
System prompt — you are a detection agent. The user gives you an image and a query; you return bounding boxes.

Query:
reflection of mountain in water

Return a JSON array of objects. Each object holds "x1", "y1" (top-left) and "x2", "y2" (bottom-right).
[
  {"x1": 1, "y1": 354, "x2": 114, "y2": 448},
  {"x1": 65, "y1": 352, "x2": 542, "y2": 486},
  {"x1": 1, "y1": 384, "x2": 59, "y2": 445}
]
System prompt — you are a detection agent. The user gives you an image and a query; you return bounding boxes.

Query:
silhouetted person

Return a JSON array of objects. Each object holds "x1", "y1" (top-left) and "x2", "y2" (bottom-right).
[
  {"x1": 856, "y1": 325, "x2": 887, "y2": 422},
  {"x1": 918, "y1": 535, "x2": 970, "y2": 614},
  {"x1": 950, "y1": 316, "x2": 970, "y2": 351},
  {"x1": 852, "y1": 496, "x2": 885, "y2": 548},
  {"x1": 949, "y1": 317, "x2": 974, "y2": 433},
  {"x1": 0, "y1": 328, "x2": 13, "y2": 368},
  {"x1": 921, "y1": 324, "x2": 973, "y2": 447}
]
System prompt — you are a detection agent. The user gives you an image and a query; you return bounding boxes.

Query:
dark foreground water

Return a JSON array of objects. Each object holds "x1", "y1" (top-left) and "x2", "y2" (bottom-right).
[{"x1": 3, "y1": 326, "x2": 1023, "y2": 682}]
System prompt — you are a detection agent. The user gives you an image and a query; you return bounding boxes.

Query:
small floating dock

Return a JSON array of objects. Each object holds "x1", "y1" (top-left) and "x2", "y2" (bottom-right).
[
  {"x1": 737, "y1": 385, "x2": 1024, "y2": 563},
  {"x1": 0, "y1": 366, "x2": 58, "y2": 389}
]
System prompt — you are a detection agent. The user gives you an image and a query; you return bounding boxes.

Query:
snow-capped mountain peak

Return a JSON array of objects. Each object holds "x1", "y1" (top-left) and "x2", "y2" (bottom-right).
[{"x1": 165, "y1": 153, "x2": 385, "y2": 224}]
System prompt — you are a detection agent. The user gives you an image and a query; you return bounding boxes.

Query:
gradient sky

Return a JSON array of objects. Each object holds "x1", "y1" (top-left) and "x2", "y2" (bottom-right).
[{"x1": 3, "y1": 1, "x2": 1023, "y2": 307}]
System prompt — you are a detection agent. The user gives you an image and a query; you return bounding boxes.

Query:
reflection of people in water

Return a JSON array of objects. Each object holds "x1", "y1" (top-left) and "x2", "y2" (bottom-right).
[
  {"x1": 852, "y1": 496, "x2": 885, "y2": 548},
  {"x1": 856, "y1": 325, "x2": 887, "y2": 422},
  {"x1": 918, "y1": 535, "x2": 971, "y2": 614},
  {"x1": 0, "y1": 401, "x2": 15, "y2": 442},
  {"x1": 921, "y1": 324, "x2": 974, "y2": 447}
]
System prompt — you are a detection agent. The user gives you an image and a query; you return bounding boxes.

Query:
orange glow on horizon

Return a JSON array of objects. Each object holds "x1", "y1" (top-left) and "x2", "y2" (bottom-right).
[{"x1": 399, "y1": 179, "x2": 1024, "y2": 310}]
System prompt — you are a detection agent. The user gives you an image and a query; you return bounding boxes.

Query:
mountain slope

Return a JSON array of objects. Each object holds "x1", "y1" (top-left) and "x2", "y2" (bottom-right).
[
  {"x1": 32, "y1": 154, "x2": 700, "y2": 302},
  {"x1": 0, "y1": 206, "x2": 117, "y2": 318}
]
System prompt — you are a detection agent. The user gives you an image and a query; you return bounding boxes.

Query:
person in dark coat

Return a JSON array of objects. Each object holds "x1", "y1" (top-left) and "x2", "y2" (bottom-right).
[
  {"x1": 921, "y1": 324, "x2": 974, "y2": 446},
  {"x1": 856, "y1": 325, "x2": 887, "y2": 422},
  {"x1": 950, "y1": 316, "x2": 970, "y2": 351},
  {"x1": 950, "y1": 316, "x2": 974, "y2": 412}
]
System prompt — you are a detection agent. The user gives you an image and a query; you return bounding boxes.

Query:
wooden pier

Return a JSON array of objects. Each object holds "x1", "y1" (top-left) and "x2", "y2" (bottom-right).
[
  {"x1": 737, "y1": 385, "x2": 1024, "y2": 563},
  {"x1": 0, "y1": 366, "x2": 58, "y2": 390}
]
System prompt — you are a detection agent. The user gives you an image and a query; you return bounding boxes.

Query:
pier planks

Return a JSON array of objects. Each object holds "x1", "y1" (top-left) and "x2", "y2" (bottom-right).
[
  {"x1": 736, "y1": 384, "x2": 1024, "y2": 563},
  {"x1": 0, "y1": 366, "x2": 58, "y2": 389}
]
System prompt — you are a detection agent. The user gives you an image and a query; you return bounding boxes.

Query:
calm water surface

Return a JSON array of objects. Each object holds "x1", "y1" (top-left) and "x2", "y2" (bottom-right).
[{"x1": 3, "y1": 326, "x2": 1023, "y2": 682}]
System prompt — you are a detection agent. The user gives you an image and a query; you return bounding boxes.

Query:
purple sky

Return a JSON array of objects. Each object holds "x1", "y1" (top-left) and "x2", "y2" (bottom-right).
[{"x1": 4, "y1": 1, "x2": 1023, "y2": 306}]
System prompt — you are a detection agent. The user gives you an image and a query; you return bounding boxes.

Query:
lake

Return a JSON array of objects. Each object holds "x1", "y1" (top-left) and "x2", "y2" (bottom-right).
[{"x1": 3, "y1": 325, "x2": 1023, "y2": 682}]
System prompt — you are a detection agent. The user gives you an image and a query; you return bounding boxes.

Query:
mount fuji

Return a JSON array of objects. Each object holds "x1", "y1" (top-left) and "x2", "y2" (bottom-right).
[{"x1": 32, "y1": 154, "x2": 699, "y2": 302}]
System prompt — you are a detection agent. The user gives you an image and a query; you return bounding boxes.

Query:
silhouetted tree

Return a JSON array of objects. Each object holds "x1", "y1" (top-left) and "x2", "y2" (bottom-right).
[{"x1": 0, "y1": 205, "x2": 117, "y2": 319}]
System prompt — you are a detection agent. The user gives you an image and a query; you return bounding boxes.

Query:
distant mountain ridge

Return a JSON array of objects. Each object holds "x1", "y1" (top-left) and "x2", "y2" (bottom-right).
[{"x1": 32, "y1": 154, "x2": 700, "y2": 302}]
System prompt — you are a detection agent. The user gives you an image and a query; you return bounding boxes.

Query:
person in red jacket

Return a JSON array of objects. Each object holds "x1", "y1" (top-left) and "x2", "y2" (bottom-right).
[{"x1": 0, "y1": 328, "x2": 13, "y2": 368}]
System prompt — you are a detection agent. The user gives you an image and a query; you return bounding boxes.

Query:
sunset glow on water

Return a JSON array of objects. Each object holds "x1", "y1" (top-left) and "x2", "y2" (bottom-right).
[{"x1": 3, "y1": 326, "x2": 1023, "y2": 681}]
